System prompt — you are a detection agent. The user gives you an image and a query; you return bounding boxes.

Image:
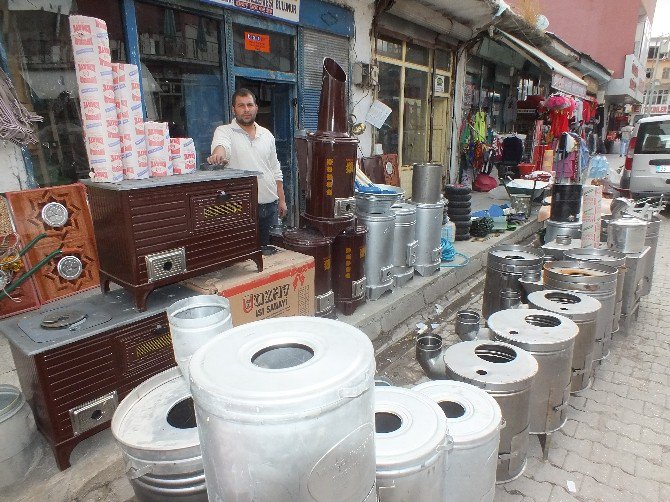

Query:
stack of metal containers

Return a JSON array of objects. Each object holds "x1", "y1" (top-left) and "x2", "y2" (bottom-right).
[{"x1": 410, "y1": 163, "x2": 445, "y2": 277}]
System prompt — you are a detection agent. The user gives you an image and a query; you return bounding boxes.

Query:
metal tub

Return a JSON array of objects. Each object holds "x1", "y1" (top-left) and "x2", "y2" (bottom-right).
[
  {"x1": 189, "y1": 317, "x2": 378, "y2": 502},
  {"x1": 482, "y1": 245, "x2": 545, "y2": 319},
  {"x1": 391, "y1": 203, "x2": 418, "y2": 287},
  {"x1": 489, "y1": 309, "x2": 578, "y2": 434},
  {"x1": 527, "y1": 290, "x2": 601, "y2": 393},
  {"x1": 413, "y1": 200, "x2": 444, "y2": 277},
  {"x1": 443, "y1": 340, "x2": 538, "y2": 483},
  {"x1": 375, "y1": 387, "x2": 450, "y2": 501},
  {"x1": 357, "y1": 211, "x2": 395, "y2": 300},
  {"x1": 355, "y1": 185, "x2": 404, "y2": 214}
]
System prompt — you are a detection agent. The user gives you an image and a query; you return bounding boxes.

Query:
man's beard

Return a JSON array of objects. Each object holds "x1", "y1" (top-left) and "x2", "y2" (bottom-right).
[{"x1": 235, "y1": 114, "x2": 256, "y2": 126}]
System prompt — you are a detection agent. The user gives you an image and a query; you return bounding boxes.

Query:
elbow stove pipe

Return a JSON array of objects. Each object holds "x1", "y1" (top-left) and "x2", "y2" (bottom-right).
[{"x1": 416, "y1": 333, "x2": 448, "y2": 380}]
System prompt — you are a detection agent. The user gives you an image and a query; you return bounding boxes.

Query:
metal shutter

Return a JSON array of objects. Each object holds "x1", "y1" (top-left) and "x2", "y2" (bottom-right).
[{"x1": 301, "y1": 29, "x2": 350, "y2": 131}]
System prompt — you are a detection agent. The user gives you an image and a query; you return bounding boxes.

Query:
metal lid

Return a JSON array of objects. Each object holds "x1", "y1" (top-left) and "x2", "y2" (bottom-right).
[
  {"x1": 563, "y1": 248, "x2": 626, "y2": 267},
  {"x1": 488, "y1": 244, "x2": 544, "y2": 265},
  {"x1": 543, "y1": 260, "x2": 618, "y2": 285},
  {"x1": 111, "y1": 367, "x2": 200, "y2": 462},
  {"x1": 391, "y1": 202, "x2": 416, "y2": 217},
  {"x1": 527, "y1": 290, "x2": 601, "y2": 322},
  {"x1": 0, "y1": 384, "x2": 24, "y2": 423},
  {"x1": 488, "y1": 309, "x2": 579, "y2": 352},
  {"x1": 189, "y1": 317, "x2": 375, "y2": 420},
  {"x1": 413, "y1": 380, "x2": 501, "y2": 448},
  {"x1": 443, "y1": 340, "x2": 538, "y2": 393},
  {"x1": 283, "y1": 228, "x2": 333, "y2": 247},
  {"x1": 410, "y1": 199, "x2": 445, "y2": 209},
  {"x1": 374, "y1": 386, "x2": 449, "y2": 472}
]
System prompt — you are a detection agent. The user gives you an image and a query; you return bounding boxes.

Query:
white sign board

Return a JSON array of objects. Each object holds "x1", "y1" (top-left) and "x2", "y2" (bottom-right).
[
  {"x1": 201, "y1": 0, "x2": 300, "y2": 23},
  {"x1": 365, "y1": 100, "x2": 392, "y2": 129}
]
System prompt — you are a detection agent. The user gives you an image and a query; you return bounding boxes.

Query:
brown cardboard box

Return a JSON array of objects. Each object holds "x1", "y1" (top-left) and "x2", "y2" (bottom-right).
[{"x1": 182, "y1": 248, "x2": 315, "y2": 326}]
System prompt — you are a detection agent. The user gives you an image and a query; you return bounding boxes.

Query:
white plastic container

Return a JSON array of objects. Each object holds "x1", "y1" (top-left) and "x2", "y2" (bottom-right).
[
  {"x1": 414, "y1": 380, "x2": 502, "y2": 502},
  {"x1": 167, "y1": 295, "x2": 232, "y2": 382},
  {"x1": 375, "y1": 386, "x2": 450, "y2": 502},
  {"x1": 189, "y1": 317, "x2": 377, "y2": 502}
]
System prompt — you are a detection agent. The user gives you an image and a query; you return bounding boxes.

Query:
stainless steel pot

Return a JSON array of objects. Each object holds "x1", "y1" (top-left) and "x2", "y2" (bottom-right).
[
  {"x1": 391, "y1": 203, "x2": 418, "y2": 287},
  {"x1": 411, "y1": 162, "x2": 443, "y2": 204},
  {"x1": 489, "y1": 309, "x2": 578, "y2": 435},
  {"x1": 357, "y1": 210, "x2": 395, "y2": 300},
  {"x1": 413, "y1": 200, "x2": 444, "y2": 277}
]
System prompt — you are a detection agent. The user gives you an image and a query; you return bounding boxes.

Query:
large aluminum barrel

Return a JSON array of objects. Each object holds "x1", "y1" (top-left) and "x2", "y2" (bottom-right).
[
  {"x1": 641, "y1": 216, "x2": 660, "y2": 296},
  {"x1": 563, "y1": 248, "x2": 626, "y2": 335},
  {"x1": 189, "y1": 317, "x2": 377, "y2": 502},
  {"x1": 414, "y1": 200, "x2": 444, "y2": 276},
  {"x1": 544, "y1": 220, "x2": 582, "y2": 243},
  {"x1": 411, "y1": 162, "x2": 443, "y2": 204},
  {"x1": 111, "y1": 368, "x2": 206, "y2": 502},
  {"x1": 443, "y1": 340, "x2": 538, "y2": 483},
  {"x1": 167, "y1": 296, "x2": 232, "y2": 382},
  {"x1": 375, "y1": 387, "x2": 450, "y2": 501},
  {"x1": 391, "y1": 203, "x2": 418, "y2": 287},
  {"x1": 543, "y1": 261, "x2": 618, "y2": 362},
  {"x1": 414, "y1": 380, "x2": 501, "y2": 502},
  {"x1": 527, "y1": 290, "x2": 601, "y2": 393},
  {"x1": 357, "y1": 211, "x2": 395, "y2": 300},
  {"x1": 541, "y1": 236, "x2": 582, "y2": 261},
  {"x1": 482, "y1": 245, "x2": 545, "y2": 319},
  {"x1": 607, "y1": 217, "x2": 647, "y2": 253},
  {"x1": 489, "y1": 309, "x2": 578, "y2": 434}
]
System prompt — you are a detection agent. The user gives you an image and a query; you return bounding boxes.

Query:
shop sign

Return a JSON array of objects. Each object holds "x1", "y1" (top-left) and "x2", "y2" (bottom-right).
[
  {"x1": 201, "y1": 0, "x2": 300, "y2": 23},
  {"x1": 551, "y1": 73, "x2": 587, "y2": 99},
  {"x1": 245, "y1": 32, "x2": 270, "y2": 52},
  {"x1": 650, "y1": 104, "x2": 669, "y2": 114},
  {"x1": 434, "y1": 74, "x2": 446, "y2": 93}
]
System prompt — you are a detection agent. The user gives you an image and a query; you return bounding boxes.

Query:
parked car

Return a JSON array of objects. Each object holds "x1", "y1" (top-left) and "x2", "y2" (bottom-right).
[{"x1": 620, "y1": 114, "x2": 670, "y2": 198}]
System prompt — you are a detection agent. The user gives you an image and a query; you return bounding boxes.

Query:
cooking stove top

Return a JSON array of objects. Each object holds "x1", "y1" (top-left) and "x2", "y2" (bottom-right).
[{"x1": 19, "y1": 302, "x2": 112, "y2": 343}]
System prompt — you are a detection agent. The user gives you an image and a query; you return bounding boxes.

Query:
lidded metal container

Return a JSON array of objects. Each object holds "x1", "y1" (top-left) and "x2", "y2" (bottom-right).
[
  {"x1": 543, "y1": 261, "x2": 618, "y2": 362},
  {"x1": 544, "y1": 220, "x2": 582, "y2": 243},
  {"x1": 641, "y1": 215, "x2": 660, "y2": 296},
  {"x1": 443, "y1": 340, "x2": 538, "y2": 483},
  {"x1": 283, "y1": 228, "x2": 335, "y2": 317},
  {"x1": 374, "y1": 386, "x2": 450, "y2": 502},
  {"x1": 489, "y1": 309, "x2": 578, "y2": 434},
  {"x1": 542, "y1": 236, "x2": 582, "y2": 261},
  {"x1": 167, "y1": 295, "x2": 233, "y2": 383},
  {"x1": 332, "y1": 224, "x2": 367, "y2": 316},
  {"x1": 357, "y1": 211, "x2": 395, "y2": 300},
  {"x1": 607, "y1": 217, "x2": 647, "y2": 253},
  {"x1": 189, "y1": 317, "x2": 378, "y2": 502},
  {"x1": 563, "y1": 248, "x2": 626, "y2": 335},
  {"x1": 413, "y1": 200, "x2": 444, "y2": 277},
  {"x1": 411, "y1": 162, "x2": 443, "y2": 204},
  {"x1": 414, "y1": 380, "x2": 502, "y2": 502},
  {"x1": 111, "y1": 368, "x2": 207, "y2": 502},
  {"x1": 390, "y1": 203, "x2": 418, "y2": 287},
  {"x1": 482, "y1": 245, "x2": 545, "y2": 319}
]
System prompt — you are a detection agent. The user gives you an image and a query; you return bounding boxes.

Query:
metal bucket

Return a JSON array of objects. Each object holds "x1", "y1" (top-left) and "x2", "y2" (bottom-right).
[
  {"x1": 482, "y1": 245, "x2": 545, "y2": 319},
  {"x1": 489, "y1": 309, "x2": 578, "y2": 434},
  {"x1": 563, "y1": 248, "x2": 626, "y2": 335},
  {"x1": 411, "y1": 162, "x2": 443, "y2": 204},
  {"x1": 0, "y1": 385, "x2": 41, "y2": 489},
  {"x1": 111, "y1": 368, "x2": 206, "y2": 502},
  {"x1": 543, "y1": 261, "x2": 618, "y2": 362},
  {"x1": 413, "y1": 200, "x2": 444, "y2": 277},
  {"x1": 375, "y1": 386, "x2": 450, "y2": 502},
  {"x1": 544, "y1": 220, "x2": 582, "y2": 243},
  {"x1": 355, "y1": 185, "x2": 404, "y2": 214},
  {"x1": 443, "y1": 340, "x2": 538, "y2": 483},
  {"x1": 167, "y1": 296, "x2": 232, "y2": 383},
  {"x1": 189, "y1": 317, "x2": 378, "y2": 502},
  {"x1": 357, "y1": 211, "x2": 395, "y2": 300},
  {"x1": 607, "y1": 217, "x2": 647, "y2": 253},
  {"x1": 641, "y1": 216, "x2": 660, "y2": 296},
  {"x1": 542, "y1": 236, "x2": 582, "y2": 261},
  {"x1": 391, "y1": 203, "x2": 418, "y2": 287},
  {"x1": 414, "y1": 380, "x2": 501, "y2": 502},
  {"x1": 527, "y1": 290, "x2": 601, "y2": 393}
]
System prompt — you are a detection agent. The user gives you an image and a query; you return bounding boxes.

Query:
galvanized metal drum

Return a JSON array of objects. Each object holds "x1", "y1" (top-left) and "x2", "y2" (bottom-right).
[
  {"x1": 0, "y1": 385, "x2": 41, "y2": 489},
  {"x1": 489, "y1": 309, "x2": 578, "y2": 434},
  {"x1": 607, "y1": 217, "x2": 647, "y2": 254},
  {"x1": 413, "y1": 200, "x2": 444, "y2": 277},
  {"x1": 189, "y1": 317, "x2": 378, "y2": 502},
  {"x1": 542, "y1": 236, "x2": 582, "y2": 261},
  {"x1": 414, "y1": 380, "x2": 502, "y2": 502},
  {"x1": 167, "y1": 295, "x2": 232, "y2": 383},
  {"x1": 482, "y1": 245, "x2": 545, "y2": 319},
  {"x1": 543, "y1": 261, "x2": 617, "y2": 362},
  {"x1": 391, "y1": 203, "x2": 418, "y2": 287},
  {"x1": 443, "y1": 340, "x2": 538, "y2": 483},
  {"x1": 544, "y1": 220, "x2": 582, "y2": 243},
  {"x1": 641, "y1": 216, "x2": 660, "y2": 296},
  {"x1": 374, "y1": 386, "x2": 450, "y2": 502},
  {"x1": 563, "y1": 248, "x2": 626, "y2": 335},
  {"x1": 411, "y1": 162, "x2": 443, "y2": 204},
  {"x1": 357, "y1": 210, "x2": 395, "y2": 300},
  {"x1": 527, "y1": 290, "x2": 601, "y2": 393},
  {"x1": 111, "y1": 368, "x2": 206, "y2": 502}
]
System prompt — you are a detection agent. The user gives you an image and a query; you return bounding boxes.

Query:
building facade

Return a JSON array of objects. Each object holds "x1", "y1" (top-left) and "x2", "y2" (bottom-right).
[{"x1": 641, "y1": 35, "x2": 670, "y2": 117}]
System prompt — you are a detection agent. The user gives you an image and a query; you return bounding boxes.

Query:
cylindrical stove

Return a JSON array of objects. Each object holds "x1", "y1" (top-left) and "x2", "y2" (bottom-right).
[
  {"x1": 549, "y1": 184, "x2": 582, "y2": 222},
  {"x1": 332, "y1": 224, "x2": 368, "y2": 316},
  {"x1": 413, "y1": 200, "x2": 444, "y2": 277},
  {"x1": 357, "y1": 211, "x2": 395, "y2": 301},
  {"x1": 544, "y1": 220, "x2": 582, "y2": 243},
  {"x1": 411, "y1": 162, "x2": 443, "y2": 204},
  {"x1": 390, "y1": 203, "x2": 418, "y2": 287}
]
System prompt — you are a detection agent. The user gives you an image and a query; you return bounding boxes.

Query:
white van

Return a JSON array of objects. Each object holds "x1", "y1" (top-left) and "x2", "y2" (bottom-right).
[{"x1": 621, "y1": 114, "x2": 670, "y2": 198}]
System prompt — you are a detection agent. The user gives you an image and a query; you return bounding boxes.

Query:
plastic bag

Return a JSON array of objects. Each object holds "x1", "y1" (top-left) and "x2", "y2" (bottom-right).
[{"x1": 589, "y1": 156, "x2": 610, "y2": 179}]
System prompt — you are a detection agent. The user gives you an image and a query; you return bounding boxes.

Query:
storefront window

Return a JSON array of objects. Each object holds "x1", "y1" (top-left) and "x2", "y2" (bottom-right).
[
  {"x1": 136, "y1": 3, "x2": 224, "y2": 157},
  {"x1": 435, "y1": 50, "x2": 452, "y2": 72},
  {"x1": 405, "y1": 43, "x2": 429, "y2": 66},
  {"x1": 1, "y1": 1, "x2": 125, "y2": 187},
  {"x1": 377, "y1": 62, "x2": 401, "y2": 159},
  {"x1": 376, "y1": 36, "x2": 402, "y2": 60},
  {"x1": 402, "y1": 68, "x2": 428, "y2": 165},
  {"x1": 232, "y1": 24, "x2": 294, "y2": 73}
]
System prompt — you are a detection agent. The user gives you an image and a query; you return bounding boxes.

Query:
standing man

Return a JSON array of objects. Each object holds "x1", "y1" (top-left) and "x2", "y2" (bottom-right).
[
  {"x1": 620, "y1": 122, "x2": 634, "y2": 157},
  {"x1": 208, "y1": 88, "x2": 287, "y2": 252}
]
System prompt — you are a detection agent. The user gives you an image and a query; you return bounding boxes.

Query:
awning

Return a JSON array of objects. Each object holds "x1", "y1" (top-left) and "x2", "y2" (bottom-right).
[{"x1": 496, "y1": 30, "x2": 588, "y2": 99}]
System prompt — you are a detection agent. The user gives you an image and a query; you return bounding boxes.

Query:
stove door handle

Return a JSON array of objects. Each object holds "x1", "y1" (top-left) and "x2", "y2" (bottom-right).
[{"x1": 216, "y1": 190, "x2": 232, "y2": 202}]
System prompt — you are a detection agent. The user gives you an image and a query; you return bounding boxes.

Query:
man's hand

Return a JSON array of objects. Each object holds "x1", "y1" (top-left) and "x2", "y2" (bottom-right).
[
  {"x1": 207, "y1": 153, "x2": 228, "y2": 166},
  {"x1": 278, "y1": 199, "x2": 288, "y2": 218}
]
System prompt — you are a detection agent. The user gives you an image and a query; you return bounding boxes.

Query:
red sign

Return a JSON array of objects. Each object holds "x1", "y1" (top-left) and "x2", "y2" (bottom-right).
[{"x1": 244, "y1": 32, "x2": 270, "y2": 53}]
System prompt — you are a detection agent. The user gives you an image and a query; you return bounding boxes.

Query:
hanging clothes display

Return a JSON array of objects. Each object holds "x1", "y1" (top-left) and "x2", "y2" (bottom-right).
[
  {"x1": 502, "y1": 94, "x2": 517, "y2": 128},
  {"x1": 473, "y1": 110, "x2": 487, "y2": 142}
]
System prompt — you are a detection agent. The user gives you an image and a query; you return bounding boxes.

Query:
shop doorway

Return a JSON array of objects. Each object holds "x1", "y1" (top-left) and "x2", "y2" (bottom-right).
[
  {"x1": 235, "y1": 78, "x2": 297, "y2": 225},
  {"x1": 431, "y1": 96, "x2": 451, "y2": 169}
]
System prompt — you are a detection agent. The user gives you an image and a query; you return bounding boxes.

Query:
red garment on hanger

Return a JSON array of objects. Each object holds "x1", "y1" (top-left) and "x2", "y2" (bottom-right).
[{"x1": 550, "y1": 109, "x2": 570, "y2": 137}]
